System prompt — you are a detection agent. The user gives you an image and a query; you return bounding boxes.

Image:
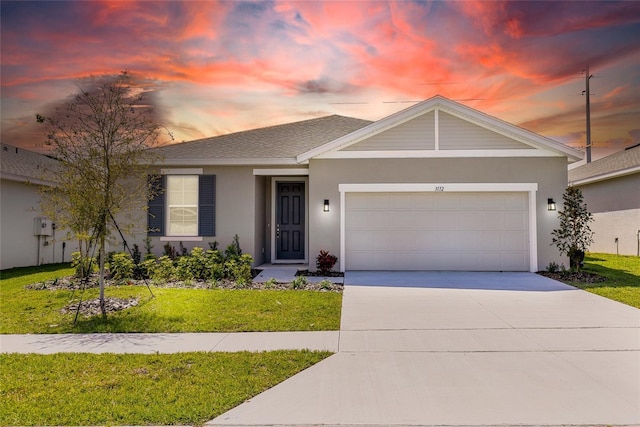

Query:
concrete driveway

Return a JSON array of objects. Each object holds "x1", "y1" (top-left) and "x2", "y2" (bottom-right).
[{"x1": 209, "y1": 272, "x2": 640, "y2": 426}]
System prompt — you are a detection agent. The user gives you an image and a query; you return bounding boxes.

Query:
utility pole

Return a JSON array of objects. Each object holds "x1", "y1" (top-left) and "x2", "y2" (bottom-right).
[{"x1": 584, "y1": 66, "x2": 594, "y2": 163}]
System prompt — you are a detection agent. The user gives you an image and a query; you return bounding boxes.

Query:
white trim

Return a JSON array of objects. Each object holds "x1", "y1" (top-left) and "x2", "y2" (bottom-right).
[
  {"x1": 338, "y1": 183, "x2": 538, "y2": 193},
  {"x1": 0, "y1": 172, "x2": 54, "y2": 187},
  {"x1": 160, "y1": 168, "x2": 203, "y2": 175},
  {"x1": 528, "y1": 190, "x2": 538, "y2": 272},
  {"x1": 270, "y1": 177, "x2": 309, "y2": 264},
  {"x1": 253, "y1": 168, "x2": 309, "y2": 176},
  {"x1": 160, "y1": 236, "x2": 203, "y2": 242},
  {"x1": 434, "y1": 108, "x2": 439, "y2": 151},
  {"x1": 338, "y1": 182, "x2": 539, "y2": 273},
  {"x1": 317, "y1": 149, "x2": 559, "y2": 159},
  {"x1": 570, "y1": 165, "x2": 640, "y2": 186}
]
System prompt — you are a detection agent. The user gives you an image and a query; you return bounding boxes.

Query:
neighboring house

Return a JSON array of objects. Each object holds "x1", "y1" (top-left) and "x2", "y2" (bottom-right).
[
  {"x1": 142, "y1": 96, "x2": 583, "y2": 272},
  {"x1": 568, "y1": 145, "x2": 640, "y2": 256},
  {"x1": 0, "y1": 143, "x2": 78, "y2": 269}
]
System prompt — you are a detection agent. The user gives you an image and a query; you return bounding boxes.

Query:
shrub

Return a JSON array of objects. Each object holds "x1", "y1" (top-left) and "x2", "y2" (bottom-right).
[
  {"x1": 109, "y1": 252, "x2": 134, "y2": 282},
  {"x1": 163, "y1": 242, "x2": 178, "y2": 260},
  {"x1": 138, "y1": 258, "x2": 157, "y2": 280},
  {"x1": 546, "y1": 262, "x2": 560, "y2": 273},
  {"x1": 225, "y1": 253, "x2": 253, "y2": 285},
  {"x1": 291, "y1": 275, "x2": 308, "y2": 289},
  {"x1": 225, "y1": 234, "x2": 242, "y2": 260},
  {"x1": 264, "y1": 278, "x2": 278, "y2": 289},
  {"x1": 316, "y1": 250, "x2": 338, "y2": 275},
  {"x1": 205, "y1": 249, "x2": 224, "y2": 280},
  {"x1": 318, "y1": 279, "x2": 333, "y2": 290},
  {"x1": 71, "y1": 252, "x2": 95, "y2": 279},
  {"x1": 153, "y1": 256, "x2": 175, "y2": 282},
  {"x1": 132, "y1": 244, "x2": 142, "y2": 265}
]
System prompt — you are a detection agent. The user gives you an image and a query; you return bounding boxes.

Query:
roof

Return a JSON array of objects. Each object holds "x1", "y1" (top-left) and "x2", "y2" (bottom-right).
[
  {"x1": 153, "y1": 115, "x2": 372, "y2": 165},
  {"x1": 0, "y1": 143, "x2": 60, "y2": 184},
  {"x1": 569, "y1": 145, "x2": 640, "y2": 185},
  {"x1": 298, "y1": 95, "x2": 584, "y2": 163}
]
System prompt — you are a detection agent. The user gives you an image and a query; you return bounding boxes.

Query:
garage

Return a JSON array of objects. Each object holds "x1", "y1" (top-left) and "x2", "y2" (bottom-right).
[{"x1": 344, "y1": 191, "x2": 530, "y2": 271}]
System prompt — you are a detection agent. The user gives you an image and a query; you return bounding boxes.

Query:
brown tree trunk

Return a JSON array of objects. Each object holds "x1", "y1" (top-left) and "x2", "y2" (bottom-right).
[{"x1": 99, "y1": 234, "x2": 106, "y2": 317}]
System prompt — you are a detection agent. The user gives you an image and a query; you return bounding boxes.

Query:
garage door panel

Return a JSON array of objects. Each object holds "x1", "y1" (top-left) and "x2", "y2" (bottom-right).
[
  {"x1": 345, "y1": 192, "x2": 530, "y2": 271},
  {"x1": 503, "y1": 211, "x2": 527, "y2": 230}
]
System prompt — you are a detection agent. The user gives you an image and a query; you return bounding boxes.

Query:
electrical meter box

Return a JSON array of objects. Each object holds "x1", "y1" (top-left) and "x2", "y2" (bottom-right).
[{"x1": 34, "y1": 217, "x2": 53, "y2": 236}]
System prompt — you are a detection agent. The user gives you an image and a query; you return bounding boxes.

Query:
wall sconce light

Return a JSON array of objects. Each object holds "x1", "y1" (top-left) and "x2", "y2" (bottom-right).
[
  {"x1": 323, "y1": 199, "x2": 330, "y2": 212},
  {"x1": 547, "y1": 198, "x2": 557, "y2": 211}
]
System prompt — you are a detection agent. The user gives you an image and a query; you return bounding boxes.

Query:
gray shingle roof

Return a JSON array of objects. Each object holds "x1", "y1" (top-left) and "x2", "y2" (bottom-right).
[
  {"x1": 153, "y1": 115, "x2": 372, "y2": 162},
  {"x1": 568, "y1": 145, "x2": 640, "y2": 183},
  {"x1": 0, "y1": 143, "x2": 60, "y2": 183}
]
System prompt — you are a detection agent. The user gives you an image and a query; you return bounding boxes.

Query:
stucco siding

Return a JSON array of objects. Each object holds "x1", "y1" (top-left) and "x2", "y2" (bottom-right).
[
  {"x1": 342, "y1": 111, "x2": 435, "y2": 151},
  {"x1": 308, "y1": 157, "x2": 567, "y2": 271},
  {"x1": 588, "y1": 209, "x2": 640, "y2": 256},
  {"x1": 439, "y1": 112, "x2": 530, "y2": 150},
  {"x1": 576, "y1": 174, "x2": 640, "y2": 213},
  {"x1": 1, "y1": 179, "x2": 79, "y2": 269}
]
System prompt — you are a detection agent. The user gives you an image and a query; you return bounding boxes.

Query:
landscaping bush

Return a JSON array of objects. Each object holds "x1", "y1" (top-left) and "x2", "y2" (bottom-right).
[
  {"x1": 153, "y1": 256, "x2": 175, "y2": 282},
  {"x1": 108, "y1": 252, "x2": 134, "y2": 282},
  {"x1": 71, "y1": 252, "x2": 95, "y2": 279},
  {"x1": 316, "y1": 250, "x2": 338, "y2": 275},
  {"x1": 224, "y1": 253, "x2": 253, "y2": 285}
]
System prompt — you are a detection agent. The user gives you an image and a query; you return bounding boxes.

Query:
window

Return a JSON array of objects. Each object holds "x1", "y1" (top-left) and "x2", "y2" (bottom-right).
[
  {"x1": 167, "y1": 175, "x2": 198, "y2": 236},
  {"x1": 148, "y1": 174, "x2": 216, "y2": 237}
]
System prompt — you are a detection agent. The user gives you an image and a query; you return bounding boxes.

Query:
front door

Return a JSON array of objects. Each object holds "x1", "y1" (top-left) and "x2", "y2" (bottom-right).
[{"x1": 276, "y1": 182, "x2": 305, "y2": 260}]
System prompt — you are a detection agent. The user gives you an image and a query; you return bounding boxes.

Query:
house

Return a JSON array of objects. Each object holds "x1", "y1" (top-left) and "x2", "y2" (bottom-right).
[
  {"x1": 142, "y1": 96, "x2": 583, "y2": 272},
  {"x1": 568, "y1": 145, "x2": 640, "y2": 256},
  {"x1": 0, "y1": 143, "x2": 78, "y2": 269}
]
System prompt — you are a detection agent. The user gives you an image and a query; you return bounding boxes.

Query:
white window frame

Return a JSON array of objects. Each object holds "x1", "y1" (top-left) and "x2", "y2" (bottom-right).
[{"x1": 160, "y1": 169, "x2": 204, "y2": 242}]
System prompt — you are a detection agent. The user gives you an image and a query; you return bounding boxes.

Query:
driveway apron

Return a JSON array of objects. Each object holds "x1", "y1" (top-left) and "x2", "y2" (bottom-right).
[{"x1": 208, "y1": 272, "x2": 640, "y2": 426}]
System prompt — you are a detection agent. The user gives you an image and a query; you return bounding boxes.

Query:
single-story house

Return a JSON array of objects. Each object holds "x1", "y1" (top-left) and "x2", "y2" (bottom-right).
[
  {"x1": 0, "y1": 143, "x2": 79, "y2": 269},
  {"x1": 568, "y1": 144, "x2": 640, "y2": 256},
  {"x1": 143, "y1": 96, "x2": 583, "y2": 272}
]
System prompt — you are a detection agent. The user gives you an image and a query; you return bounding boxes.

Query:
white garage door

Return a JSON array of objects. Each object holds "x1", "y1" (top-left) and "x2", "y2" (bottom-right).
[{"x1": 345, "y1": 192, "x2": 529, "y2": 271}]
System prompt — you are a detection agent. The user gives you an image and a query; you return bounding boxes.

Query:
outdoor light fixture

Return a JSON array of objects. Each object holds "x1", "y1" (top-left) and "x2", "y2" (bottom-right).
[
  {"x1": 548, "y1": 198, "x2": 557, "y2": 211},
  {"x1": 323, "y1": 199, "x2": 330, "y2": 212}
]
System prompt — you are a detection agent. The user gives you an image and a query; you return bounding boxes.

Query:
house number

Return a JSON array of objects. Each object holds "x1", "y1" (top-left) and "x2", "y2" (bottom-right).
[{"x1": 435, "y1": 186, "x2": 445, "y2": 192}]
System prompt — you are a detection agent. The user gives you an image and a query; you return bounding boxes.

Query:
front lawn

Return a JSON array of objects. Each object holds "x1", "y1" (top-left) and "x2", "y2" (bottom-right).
[
  {"x1": 0, "y1": 350, "x2": 330, "y2": 426},
  {"x1": 547, "y1": 253, "x2": 640, "y2": 308},
  {"x1": 0, "y1": 264, "x2": 342, "y2": 334}
]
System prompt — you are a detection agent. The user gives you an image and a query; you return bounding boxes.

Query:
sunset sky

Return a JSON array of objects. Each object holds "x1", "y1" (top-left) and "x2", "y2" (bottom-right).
[{"x1": 2, "y1": 0, "x2": 639, "y2": 161}]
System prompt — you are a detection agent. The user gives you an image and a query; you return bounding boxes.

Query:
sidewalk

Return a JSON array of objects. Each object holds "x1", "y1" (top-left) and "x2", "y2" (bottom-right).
[{"x1": 0, "y1": 331, "x2": 339, "y2": 354}]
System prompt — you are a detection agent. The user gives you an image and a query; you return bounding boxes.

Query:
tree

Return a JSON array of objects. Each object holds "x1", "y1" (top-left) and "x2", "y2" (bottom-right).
[
  {"x1": 37, "y1": 71, "x2": 169, "y2": 315},
  {"x1": 551, "y1": 186, "x2": 594, "y2": 270}
]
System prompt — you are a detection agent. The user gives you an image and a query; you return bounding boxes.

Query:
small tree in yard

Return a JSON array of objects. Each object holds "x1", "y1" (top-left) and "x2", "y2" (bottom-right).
[
  {"x1": 551, "y1": 186, "x2": 594, "y2": 271},
  {"x1": 37, "y1": 71, "x2": 169, "y2": 316}
]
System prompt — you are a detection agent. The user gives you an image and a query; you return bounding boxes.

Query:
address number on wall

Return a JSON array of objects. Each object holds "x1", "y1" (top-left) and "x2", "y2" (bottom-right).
[{"x1": 435, "y1": 186, "x2": 445, "y2": 192}]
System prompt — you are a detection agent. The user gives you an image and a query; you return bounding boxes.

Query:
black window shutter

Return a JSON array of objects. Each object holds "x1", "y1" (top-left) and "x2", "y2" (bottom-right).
[
  {"x1": 199, "y1": 175, "x2": 216, "y2": 236},
  {"x1": 148, "y1": 175, "x2": 165, "y2": 236}
]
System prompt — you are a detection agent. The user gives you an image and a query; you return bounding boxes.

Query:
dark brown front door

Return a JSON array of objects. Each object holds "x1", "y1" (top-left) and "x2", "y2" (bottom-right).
[{"x1": 276, "y1": 182, "x2": 305, "y2": 260}]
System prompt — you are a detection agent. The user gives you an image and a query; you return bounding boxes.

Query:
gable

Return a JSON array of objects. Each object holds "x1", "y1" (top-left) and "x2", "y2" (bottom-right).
[
  {"x1": 439, "y1": 112, "x2": 529, "y2": 150},
  {"x1": 297, "y1": 95, "x2": 583, "y2": 163},
  {"x1": 342, "y1": 111, "x2": 435, "y2": 151}
]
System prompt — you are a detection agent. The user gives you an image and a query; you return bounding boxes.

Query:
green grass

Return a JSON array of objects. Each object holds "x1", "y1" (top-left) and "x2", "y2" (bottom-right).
[
  {"x1": 0, "y1": 264, "x2": 342, "y2": 334},
  {"x1": 0, "y1": 350, "x2": 331, "y2": 426},
  {"x1": 566, "y1": 253, "x2": 640, "y2": 308}
]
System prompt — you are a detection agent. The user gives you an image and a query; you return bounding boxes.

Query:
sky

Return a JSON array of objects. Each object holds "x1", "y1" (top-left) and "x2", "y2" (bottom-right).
[{"x1": 1, "y1": 0, "x2": 640, "y2": 162}]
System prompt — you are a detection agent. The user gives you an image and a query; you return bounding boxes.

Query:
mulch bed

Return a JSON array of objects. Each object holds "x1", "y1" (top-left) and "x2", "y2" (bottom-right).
[
  {"x1": 537, "y1": 270, "x2": 606, "y2": 284},
  {"x1": 296, "y1": 270, "x2": 344, "y2": 277},
  {"x1": 26, "y1": 274, "x2": 343, "y2": 293}
]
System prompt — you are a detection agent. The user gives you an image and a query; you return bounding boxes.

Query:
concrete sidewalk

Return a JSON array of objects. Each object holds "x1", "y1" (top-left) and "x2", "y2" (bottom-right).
[
  {"x1": 209, "y1": 272, "x2": 640, "y2": 426},
  {"x1": 0, "y1": 331, "x2": 339, "y2": 354}
]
